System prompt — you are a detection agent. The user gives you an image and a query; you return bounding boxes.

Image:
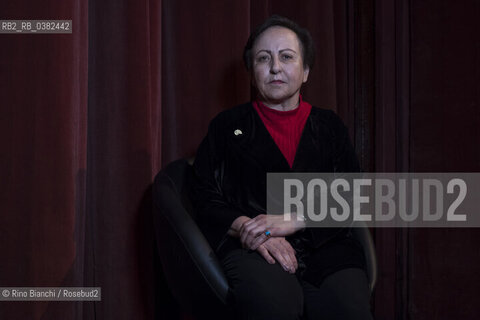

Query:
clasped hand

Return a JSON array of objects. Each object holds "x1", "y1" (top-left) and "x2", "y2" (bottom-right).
[
  {"x1": 257, "y1": 237, "x2": 298, "y2": 274},
  {"x1": 229, "y1": 214, "x2": 306, "y2": 273},
  {"x1": 239, "y1": 213, "x2": 305, "y2": 250}
]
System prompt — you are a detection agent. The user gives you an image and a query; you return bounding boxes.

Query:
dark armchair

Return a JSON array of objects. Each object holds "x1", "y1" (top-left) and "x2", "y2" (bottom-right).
[{"x1": 153, "y1": 158, "x2": 377, "y2": 319}]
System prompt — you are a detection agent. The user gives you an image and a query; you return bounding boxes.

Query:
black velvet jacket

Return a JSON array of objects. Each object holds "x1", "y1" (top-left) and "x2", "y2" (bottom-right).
[{"x1": 192, "y1": 102, "x2": 362, "y2": 255}]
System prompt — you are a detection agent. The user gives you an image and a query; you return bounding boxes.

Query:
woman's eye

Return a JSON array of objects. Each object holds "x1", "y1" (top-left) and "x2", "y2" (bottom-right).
[
  {"x1": 257, "y1": 55, "x2": 270, "y2": 62},
  {"x1": 282, "y1": 54, "x2": 293, "y2": 60}
]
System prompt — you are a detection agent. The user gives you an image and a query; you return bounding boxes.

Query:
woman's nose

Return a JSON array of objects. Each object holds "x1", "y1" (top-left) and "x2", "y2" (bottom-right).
[{"x1": 270, "y1": 56, "x2": 281, "y2": 74}]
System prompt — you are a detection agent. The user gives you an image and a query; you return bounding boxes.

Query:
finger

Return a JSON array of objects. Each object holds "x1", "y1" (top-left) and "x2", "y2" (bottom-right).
[
  {"x1": 269, "y1": 242, "x2": 293, "y2": 273},
  {"x1": 239, "y1": 218, "x2": 255, "y2": 235},
  {"x1": 268, "y1": 246, "x2": 288, "y2": 271},
  {"x1": 250, "y1": 232, "x2": 270, "y2": 250},
  {"x1": 240, "y1": 220, "x2": 263, "y2": 246},
  {"x1": 243, "y1": 215, "x2": 263, "y2": 227},
  {"x1": 246, "y1": 226, "x2": 268, "y2": 248},
  {"x1": 242, "y1": 222, "x2": 265, "y2": 249},
  {"x1": 281, "y1": 241, "x2": 298, "y2": 271},
  {"x1": 253, "y1": 214, "x2": 266, "y2": 222},
  {"x1": 246, "y1": 215, "x2": 268, "y2": 229},
  {"x1": 240, "y1": 222, "x2": 255, "y2": 246},
  {"x1": 250, "y1": 237, "x2": 266, "y2": 251},
  {"x1": 280, "y1": 243, "x2": 297, "y2": 273},
  {"x1": 280, "y1": 249, "x2": 295, "y2": 273},
  {"x1": 243, "y1": 232, "x2": 261, "y2": 250},
  {"x1": 239, "y1": 221, "x2": 249, "y2": 241},
  {"x1": 257, "y1": 245, "x2": 275, "y2": 264},
  {"x1": 242, "y1": 219, "x2": 254, "y2": 229},
  {"x1": 240, "y1": 225, "x2": 259, "y2": 249}
]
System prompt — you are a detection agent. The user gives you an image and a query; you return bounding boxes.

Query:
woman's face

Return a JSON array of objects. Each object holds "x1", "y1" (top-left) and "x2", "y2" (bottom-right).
[{"x1": 252, "y1": 26, "x2": 309, "y2": 109}]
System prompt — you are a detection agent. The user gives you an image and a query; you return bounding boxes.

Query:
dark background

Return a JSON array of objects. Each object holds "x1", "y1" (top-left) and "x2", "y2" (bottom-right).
[{"x1": 0, "y1": 0, "x2": 479, "y2": 319}]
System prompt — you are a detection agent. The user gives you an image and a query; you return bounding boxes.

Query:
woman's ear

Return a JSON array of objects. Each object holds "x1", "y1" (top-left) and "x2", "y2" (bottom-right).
[{"x1": 303, "y1": 66, "x2": 310, "y2": 83}]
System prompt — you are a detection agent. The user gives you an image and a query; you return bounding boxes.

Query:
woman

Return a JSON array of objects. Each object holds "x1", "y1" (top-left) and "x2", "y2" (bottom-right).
[{"x1": 193, "y1": 15, "x2": 373, "y2": 320}]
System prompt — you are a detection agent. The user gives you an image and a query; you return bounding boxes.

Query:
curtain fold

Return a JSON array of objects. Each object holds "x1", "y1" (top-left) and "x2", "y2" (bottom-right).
[
  {"x1": 0, "y1": 1, "x2": 88, "y2": 319},
  {"x1": 85, "y1": 0, "x2": 161, "y2": 318}
]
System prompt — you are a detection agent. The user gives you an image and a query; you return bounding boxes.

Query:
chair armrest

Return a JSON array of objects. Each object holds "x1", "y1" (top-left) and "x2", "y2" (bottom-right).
[{"x1": 351, "y1": 222, "x2": 377, "y2": 292}]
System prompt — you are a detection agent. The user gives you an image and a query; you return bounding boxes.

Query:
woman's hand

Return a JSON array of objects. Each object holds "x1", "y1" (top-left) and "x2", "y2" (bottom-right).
[
  {"x1": 240, "y1": 213, "x2": 306, "y2": 250},
  {"x1": 228, "y1": 216, "x2": 251, "y2": 238},
  {"x1": 256, "y1": 237, "x2": 298, "y2": 274}
]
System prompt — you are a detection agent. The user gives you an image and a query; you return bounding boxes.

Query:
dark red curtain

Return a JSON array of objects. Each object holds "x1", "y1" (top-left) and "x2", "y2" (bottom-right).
[
  {"x1": 0, "y1": 0, "x2": 348, "y2": 319},
  {"x1": 374, "y1": 0, "x2": 480, "y2": 318},
  {"x1": 0, "y1": 0, "x2": 88, "y2": 319}
]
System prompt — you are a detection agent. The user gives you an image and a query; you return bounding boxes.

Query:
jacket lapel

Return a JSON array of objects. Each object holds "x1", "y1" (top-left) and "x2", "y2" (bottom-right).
[
  {"x1": 229, "y1": 104, "x2": 331, "y2": 173},
  {"x1": 232, "y1": 104, "x2": 291, "y2": 172}
]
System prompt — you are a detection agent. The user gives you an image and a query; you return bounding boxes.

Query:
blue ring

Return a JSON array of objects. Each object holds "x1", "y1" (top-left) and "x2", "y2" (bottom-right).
[{"x1": 265, "y1": 230, "x2": 271, "y2": 237}]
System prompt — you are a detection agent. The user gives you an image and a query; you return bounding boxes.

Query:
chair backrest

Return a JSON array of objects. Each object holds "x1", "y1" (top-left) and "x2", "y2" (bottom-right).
[{"x1": 153, "y1": 159, "x2": 230, "y2": 317}]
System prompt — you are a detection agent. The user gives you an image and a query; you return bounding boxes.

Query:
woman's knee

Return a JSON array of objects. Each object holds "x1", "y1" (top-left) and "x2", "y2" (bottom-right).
[
  {"x1": 303, "y1": 268, "x2": 373, "y2": 320},
  {"x1": 232, "y1": 281, "x2": 303, "y2": 320},
  {"x1": 223, "y1": 249, "x2": 303, "y2": 319}
]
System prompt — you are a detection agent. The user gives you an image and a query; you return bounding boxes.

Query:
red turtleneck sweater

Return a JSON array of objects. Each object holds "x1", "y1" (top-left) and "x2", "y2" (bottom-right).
[{"x1": 252, "y1": 96, "x2": 312, "y2": 168}]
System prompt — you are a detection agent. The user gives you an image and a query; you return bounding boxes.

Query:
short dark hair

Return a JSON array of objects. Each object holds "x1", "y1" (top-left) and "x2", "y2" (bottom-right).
[{"x1": 243, "y1": 15, "x2": 315, "y2": 71}]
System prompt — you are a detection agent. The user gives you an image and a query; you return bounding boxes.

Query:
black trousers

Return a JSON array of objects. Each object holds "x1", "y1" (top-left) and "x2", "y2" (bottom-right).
[{"x1": 222, "y1": 248, "x2": 374, "y2": 320}]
